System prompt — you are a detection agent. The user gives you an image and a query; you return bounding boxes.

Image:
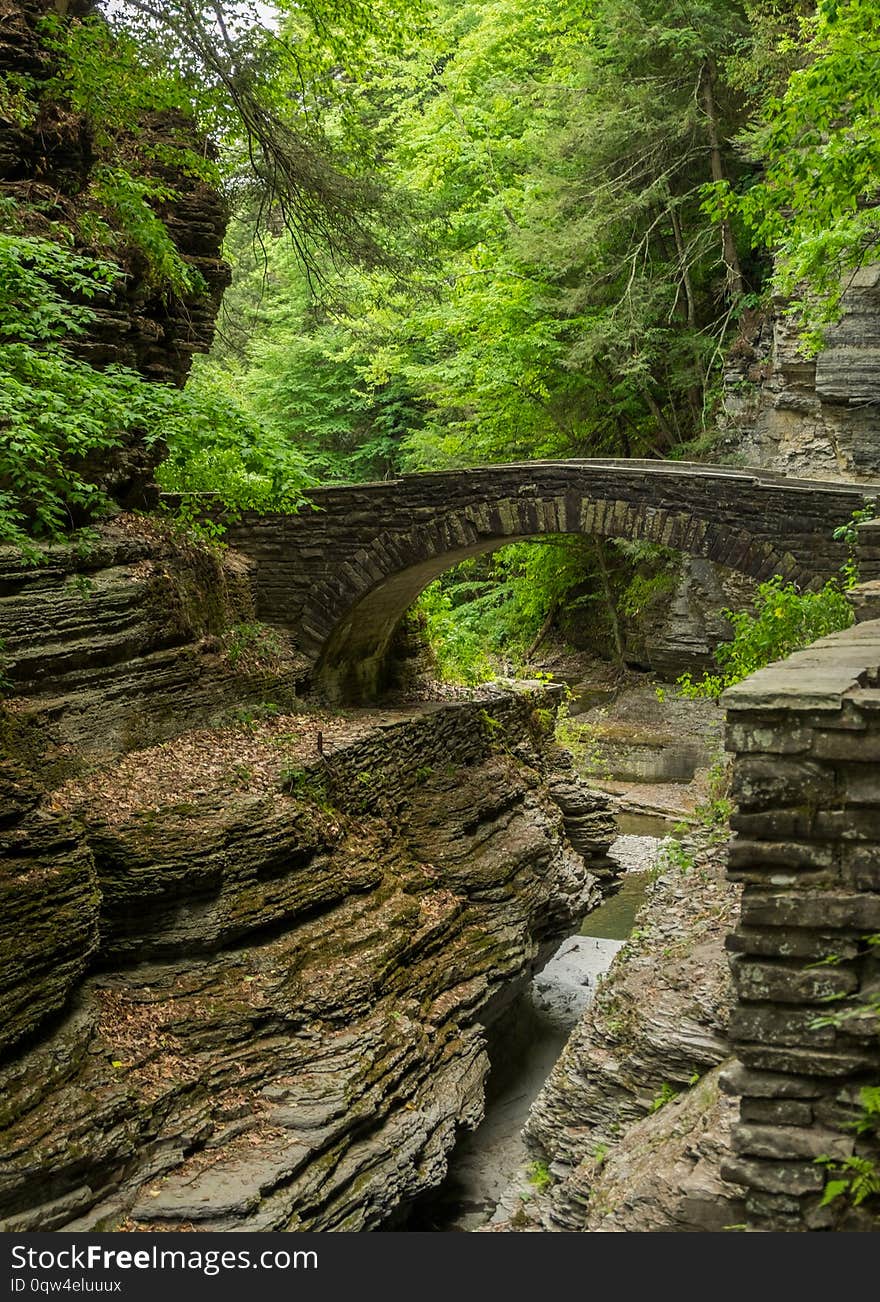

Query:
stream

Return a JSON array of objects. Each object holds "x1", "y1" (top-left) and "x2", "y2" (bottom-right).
[{"x1": 403, "y1": 828, "x2": 673, "y2": 1232}]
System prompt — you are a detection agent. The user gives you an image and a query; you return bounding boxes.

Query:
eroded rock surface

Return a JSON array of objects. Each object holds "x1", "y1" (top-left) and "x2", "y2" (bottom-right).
[
  {"x1": 0, "y1": 519, "x2": 303, "y2": 772},
  {"x1": 720, "y1": 270, "x2": 880, "y2": 482},
  {"x1": 500, "y1": 836, "x2": 746, "y2": 1231},
  {"x1": 0, "y1": 683, "x2": 617, "y2": 1232},
  {"x1": 0, "y1": 0, "x2": 229, "y2": 506}
]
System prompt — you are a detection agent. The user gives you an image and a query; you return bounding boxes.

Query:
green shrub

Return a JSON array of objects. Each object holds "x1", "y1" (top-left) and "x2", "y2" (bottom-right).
[
  {"x1": 676, "y1": 575, "x2": 853, "y2": 699},
  {"x1": 0, "y1": 229, "x2": 311, "y2": 557}
]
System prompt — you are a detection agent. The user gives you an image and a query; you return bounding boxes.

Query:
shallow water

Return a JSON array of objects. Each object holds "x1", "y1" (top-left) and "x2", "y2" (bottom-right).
[{"x1": 402, "y1": 832, "x2": 667, "y2": 1232}]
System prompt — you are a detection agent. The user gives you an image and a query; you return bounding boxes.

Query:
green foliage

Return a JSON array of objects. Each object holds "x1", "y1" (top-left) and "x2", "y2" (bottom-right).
[
  {"x1": 719, "y1": 0, "x2": 880, "y2": 350},
  {"x1": 555, "y1": 703, "x2": 612, "y2": 781},
  {"x1": 690, "y1": 756, "x2": 734, "y2": 843},
  {"x1": 817, "y1": 1155, "x2": 880, "y2": 1209},
  {"x1": 658, "y1": 840, "x2": 696, "y2": 875},
  {"x1": 592, "y1": 1142, "x2": 609, "y2": 1167},
  {"x1": 833, "y1": 502, "x2": 877, "y2": 587},
  {"x1": 7, "y1": 0, "x2": 875, "y2": 664},
  {"x1": 618, "y1": 569, "x2": 677, "y2": 620},
  {"x1": 38, "y1": 10, "x2": 220, "y2": 294},
  {"x1": 155, "y1": 360, "x2": 313, "y2": 517},
  {"x1": 810, "y1": 937, "x2": 880, "y2": 1033},
  {"x1": 852, "y1": 1086, "x2": 880, "y2": 1137},
  {"x1": 279, "y1": 763, "x2": 331, "y2": 809},
  {"x1": 526, "y1": 1160, "x2": 553, "y2": 1192},
  {"x1": 676, "y1": 575, "x2": 854, "y2": 699},
  {"x1": 202, "y1": 0, "x2": 764, "y2": 495},
  {"x1": 0, "y1": 228, "x2": 310, "y2": 555},
  {"x1": 229, "y1": 702, "x2": 283, "y2": 728},
  {"x1": 42, "y1": 2, "x2": 409, "y2": 277},
  {"x1": 222, "y1": 622, "x2": 286, "y2": 671},
  {"x1": 0, "y1": 232, "x2": 151, "y2": 553},
  {"x1": 648, "y1": 1082, "x2": 679, "y2": 1113},
  {"x1": 415, "y1": 580, "x2": 498, "y2": 685},
  {"x1": 88, "y1": 167, "x2": 207, "y2": 298},
  {"x1": 411, "y1": 538, "x2": 607, "y2": 683}
]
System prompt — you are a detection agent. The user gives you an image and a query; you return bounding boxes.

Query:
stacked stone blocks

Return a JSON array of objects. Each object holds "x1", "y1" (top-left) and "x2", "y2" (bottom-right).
[
  {"x1": 222, "y1": 459, "x2": 874, "y2": 700},
  {"x1": 723, "y1": 620, "x2": 880, "y2": 1230}
]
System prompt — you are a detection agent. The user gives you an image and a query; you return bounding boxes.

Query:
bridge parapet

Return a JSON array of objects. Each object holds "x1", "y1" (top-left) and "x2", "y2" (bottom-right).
[{"x1": 723, "y1": 621, "x2": 880, "y2": 1230}]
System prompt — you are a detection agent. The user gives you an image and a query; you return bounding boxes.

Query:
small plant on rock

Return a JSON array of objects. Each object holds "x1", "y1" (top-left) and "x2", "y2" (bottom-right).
[
  {"x1": 648, "y1": 1082, "x2": 679, "y2": 1113},
  {"x1": 526, "y1": 1160, "x2": 553, "y2": 1192}
]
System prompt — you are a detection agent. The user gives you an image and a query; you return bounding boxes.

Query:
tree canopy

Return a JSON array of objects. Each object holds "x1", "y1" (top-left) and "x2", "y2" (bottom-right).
[{"x1": 1, "y1": 0, "x2": 876, "y2": 671}]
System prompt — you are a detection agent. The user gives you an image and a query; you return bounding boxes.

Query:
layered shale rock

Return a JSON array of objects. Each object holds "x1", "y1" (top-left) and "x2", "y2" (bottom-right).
[
  {"x1": 0, "y1": 0, "x2": 229, "y2": 506},
  {"x1": 0, "y1": 518, "x2": 303, "y2": 771},
  {"x1": 623, "y1": 557, "x2": 757, "y2": 681},
  {"x1": 566, "y1": 1065, "x2": 744, "y2": 1232},
  {"x1": 0, "y1": 683, "x2": 618, "y2": 1231},
  {"x1": 720, "y1": 270, "x2": 880, "y2": 483},
  {"x1": 0, "y1": 759, "x2": 98, "y2": 1056},
  {"x1": 507, "y1": 836, "x2": 745, "y2": 1231}
]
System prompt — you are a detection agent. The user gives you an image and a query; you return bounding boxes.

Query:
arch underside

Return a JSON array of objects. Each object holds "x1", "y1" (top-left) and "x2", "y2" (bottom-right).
[{"x1": 308, "y1": 493, "x2": 809, "y2": 701}]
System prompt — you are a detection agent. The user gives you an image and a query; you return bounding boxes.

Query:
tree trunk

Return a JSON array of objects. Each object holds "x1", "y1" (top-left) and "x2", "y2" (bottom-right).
[
  {"x1": 669, "y1": 201, "x2": 697, "y2": 327},
  {"x1": 592, "y1": 540, "x2": 626, "y2": 668},
  {"x1": 700, "y1": 59, "x2": 744, "y2": 302},
  {"x1": 640, "y1": 387, "x2": 677, "y2": 450},
  {"x1": 526, "y1": 598, "x2": 559, "y2": 661}
]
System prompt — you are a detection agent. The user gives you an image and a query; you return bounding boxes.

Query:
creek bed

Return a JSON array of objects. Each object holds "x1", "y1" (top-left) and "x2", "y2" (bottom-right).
[{"x1": 401, "y1": 833, "x2": 672, "y2": 1232}]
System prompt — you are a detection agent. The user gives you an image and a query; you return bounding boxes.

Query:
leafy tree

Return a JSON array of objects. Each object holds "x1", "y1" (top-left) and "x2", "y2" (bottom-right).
[
  {"x1": 86, "y1": 0, "x2": 422, "y2": 276},
  {"x1": 721, "y1": 0, "x2": 880, "y2": 349},
  {"x1": 677, "y1": 574, "x2": 854, "y2": 697},
  {"x1": 0, "y1": 229, "x2": 309, "y2": 555}
]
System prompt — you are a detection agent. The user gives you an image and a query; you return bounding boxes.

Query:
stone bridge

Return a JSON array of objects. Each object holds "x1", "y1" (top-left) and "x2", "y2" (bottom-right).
[{"x1": 224, "y1": 459, "x2": 878, "y2": 701}]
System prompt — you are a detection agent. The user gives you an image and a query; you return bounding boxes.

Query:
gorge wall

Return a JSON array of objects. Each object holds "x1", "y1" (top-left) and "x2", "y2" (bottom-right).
[
  {"x1": 721, "y1": 271, "x2": 880, "y2": 483},
  {"x1": 0, "y1": 521, "x2": 619, "y2": 1232},
  {"x1": 0, "y1": 0, "x2": 229, "y2": 505}
]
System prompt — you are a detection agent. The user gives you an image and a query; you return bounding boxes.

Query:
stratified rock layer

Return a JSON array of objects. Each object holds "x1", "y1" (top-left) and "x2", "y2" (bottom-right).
[
  {"x1": 0, "y1": 761, "x2": 98, "y2": 1057},
  {"x1": 573, "y1": 1065, "x2": 743, "y2": 1232},
  {"x1": 0, "y1": 0, "x2": 229, "y2": 506},
  {"x1": 515, "y1": 837, "x2": 746, "y2": 1231},
  {"x1": 720, "y1": 269, "x2": 880, "y2": 482},
  {"x1": 0, "y1": 683, "x2": 616, "y2": 1231},
  {"x1": 0, "y1": 518, "x2": 303, "y2": 772}
]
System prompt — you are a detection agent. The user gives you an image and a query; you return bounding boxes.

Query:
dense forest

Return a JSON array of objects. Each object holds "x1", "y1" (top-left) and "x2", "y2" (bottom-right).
[{"x1": 1, "y1": 0, "x2": 878, "y2": 677}]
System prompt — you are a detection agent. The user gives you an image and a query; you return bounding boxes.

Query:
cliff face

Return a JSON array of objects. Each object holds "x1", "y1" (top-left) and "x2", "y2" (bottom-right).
[
  {"x1": 0, "y1": 519, "x2": 304, "y2": 772},
  {"x1": 0, "y1": 522, "x2": 619, "y2": 1231},
  {"x1": 0, "y1": 0, "x2": 230, "y2": 505},
  {"x1": 0, "y1": 693, "x2": 615, "y2": 1232},
  {"x1": 720, "y1": 270, "x2": 880, "y2": 482},
  {"x1": 622, "y1": 559, "x2": 756, "y2": 680}
]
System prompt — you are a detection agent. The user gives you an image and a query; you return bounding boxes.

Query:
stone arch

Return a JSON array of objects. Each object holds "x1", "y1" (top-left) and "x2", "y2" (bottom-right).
[{"x1": 308, "y1": 493, "x2": 809, "y2": 701}]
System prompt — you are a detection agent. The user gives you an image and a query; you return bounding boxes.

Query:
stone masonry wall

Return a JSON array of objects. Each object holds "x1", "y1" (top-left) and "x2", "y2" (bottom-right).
[
  {"x1": 722, "y1": 620, "x2": 880, "y2": 1230},
  {"x1": 220, "y1": 460, "x2": 874, "y2": 699}
]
